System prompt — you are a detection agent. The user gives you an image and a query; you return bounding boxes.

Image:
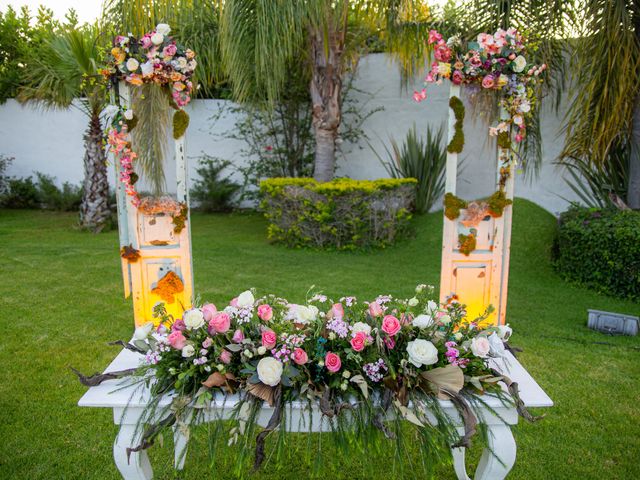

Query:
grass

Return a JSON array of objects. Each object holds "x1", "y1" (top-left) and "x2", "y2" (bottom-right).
[{"x1": 0, "y1": 199, "x2": 638, "y2": 479}]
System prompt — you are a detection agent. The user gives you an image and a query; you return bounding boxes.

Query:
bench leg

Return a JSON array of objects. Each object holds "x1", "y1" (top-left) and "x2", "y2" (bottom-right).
[
  {"x1": 113, "y1": 424, "x2": 153, "y2": 480},
  {"x1": 474, "y1": 424, "x2": 516, "y2": 480}
]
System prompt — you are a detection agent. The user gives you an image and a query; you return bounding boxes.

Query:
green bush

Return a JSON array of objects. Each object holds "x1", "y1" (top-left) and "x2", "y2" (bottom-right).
[
  {"x1": 0, "y1": 170, "x2": 83, "y2": 211},
  {"x1": 553, "y1": 206, "x2": 640, "y2": 300},
  {"x1": 190, "y1": 156, "x2": 241, "y2": 212},
  {"x1": 1, "y1": 176, "x2": 40, "y2": 209},
  {"x1": 260, "y1": 177, "x2": 416, "y2": 250}
]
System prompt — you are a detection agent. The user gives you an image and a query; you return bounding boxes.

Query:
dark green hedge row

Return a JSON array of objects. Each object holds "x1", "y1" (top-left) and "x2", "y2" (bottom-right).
[{"x1": 553, "y1": 206, "x2": 640, "y2": 300}]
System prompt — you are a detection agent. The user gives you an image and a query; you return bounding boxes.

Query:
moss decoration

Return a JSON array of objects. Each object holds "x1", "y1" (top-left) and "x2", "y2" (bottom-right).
[
  {"x1": 458, "y1": 231, "x2": 477, "y2": 256},
  {"x1": 486, "y1": 190, "x2": 513, "y2": 217},
  {"x1": 172, "y1": 202, "x2": 189, "y2": 234},
  {"x1": 120, "y1": 244, "x2": 140, "y2": 263},
  {"x1": 173, "y1": 110, "x2": 190, "y2": 139},
  {"x1": 151, "y1": 270, "x2": 184, "y2": 304},
  {"x1": 447, "y1": 96, "x2": 465, "y2": 153},
  {"x1": 497, "y1": 131, "x2": 511, "y2": 150},
  {"x1": 444, "y1": 193, "x2": 468, "y2": 220}
]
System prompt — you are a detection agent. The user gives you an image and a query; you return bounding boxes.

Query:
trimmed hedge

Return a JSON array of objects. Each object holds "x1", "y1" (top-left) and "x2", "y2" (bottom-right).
[
  {"x1": 553, "y1": 206, "x2": 640, "y2": 300},
  {"x1": 260, "y1": 177, "x2": 416, "y2": 250}
]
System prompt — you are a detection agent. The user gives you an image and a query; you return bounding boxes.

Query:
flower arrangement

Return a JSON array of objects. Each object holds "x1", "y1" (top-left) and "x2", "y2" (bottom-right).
[
  {"x1": 414, "y1": 28, "x2": 546, "y2": 144},
  {"x1": 75, "y1": 284, "x2": 540, "y2": 473}
]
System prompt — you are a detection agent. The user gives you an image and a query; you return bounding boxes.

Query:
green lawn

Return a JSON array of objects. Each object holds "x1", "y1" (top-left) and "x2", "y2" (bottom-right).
[{"x1": 0, "y1": 199, "x2": 638, "y2": 479}]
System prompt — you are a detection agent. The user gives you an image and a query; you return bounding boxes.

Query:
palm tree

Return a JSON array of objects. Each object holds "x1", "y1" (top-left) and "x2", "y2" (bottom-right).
[
  {"x1": 220, "y1": 1, "x2": 432, "y2": 182},
  {"x1": 18, "y1": 26, "x2": 111, "y2": 231}
]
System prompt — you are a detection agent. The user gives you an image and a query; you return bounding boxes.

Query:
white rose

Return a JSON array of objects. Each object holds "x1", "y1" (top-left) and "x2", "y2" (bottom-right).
[
  {"x1": 133, "y1": 322, "x2": 154, "y2": 340},
  {"x1": 176, "y1": 57, "x2": 188, "y2": 70},
  {"x1": 513, "y1": 55, "x2": 526, "y2": 72},
  {"x1": 412, "y1": 314, "x2": 434, "y2": 329},
  {"x1": 406, "y1": 339, "x2": 438, "y2": 368},
  {"x1": 470, "y1": 336, "x2": 491, "y2": 358},
  {"x1": 257, "y1": 346, "x2": 267, "y2": 355},
  {"x1": 408, "y1": 297, "x2": 419, "y2": 307},
  {"x1": 151, "y1": 32, "x2": 164, "y2": 45},
  {"x1": 497, "y1": 324, "x2": 513, "y2": 340},
  {"x1": 307, "y1": 305, "x2": 319, "y2": 320},
  {"x1": 351, "y1": 322, "x2": 371, "y2": 335},
  {"x1": 140, "y1": 61, "x2": 154, "y2": 76},
  {"x1": 257, "y1": 357, "x2": 283, "y2": 386},
  {"x1": 488, "y1": 333, "x2": 506, "y2": 357},
  {"x1": 183, "y1": 309, "x2": 205, "y2": 330},
  {"x1": 237, "y1": 290, "x2": 255, "y2": 308},
  {"x1": 181, "y1": 344, "x2": 195, "y2": 358},
  {"x1": 123, "y1": 109, "x2": 134, "y2": 120},
  {"x1": 426, "y1": 300, "x2": 438, "y2": 313},
  {"x1": 125, "y1": 57, "x2": 139, "y2": 72},
  {"x1": 294, "y1": 305, "x2": 315, "y2": 324},
  {"x1": 519, "y1": 100, "x2": 531, "y2": 113},
  {"x1": 155, "y1": 23, "x2": 171, "y2": 36},
  {"x1": 187, "y1": 59, "x2": 197, "y2": 71}
]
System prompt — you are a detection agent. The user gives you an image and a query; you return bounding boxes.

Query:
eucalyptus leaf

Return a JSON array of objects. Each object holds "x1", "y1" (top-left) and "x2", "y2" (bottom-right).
[{"x1": 226, "y1": 343, "x2": 244, "y2": 352}]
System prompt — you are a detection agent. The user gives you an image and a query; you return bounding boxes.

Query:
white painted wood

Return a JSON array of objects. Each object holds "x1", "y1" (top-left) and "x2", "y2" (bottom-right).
[
  {"x1": 445, "y1": 84, "x2": 461, "y2": 195},
  {"x1": 78, "y1": 348, "x2": 551, "y2": 479}
]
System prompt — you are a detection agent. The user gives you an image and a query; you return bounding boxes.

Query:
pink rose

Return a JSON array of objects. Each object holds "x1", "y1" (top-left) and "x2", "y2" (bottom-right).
[
  {"x1": 350, "y1": 331, "x2": 367, "y2": 352},
  {"x1": 381, "y1": 315, "x2": 401, "y2": 336},
  {"x1": 325, "y1": 352, "x2": 341, "y2": 373},
  {"x1": 257, "y1": 304, "x2": 273, "y2": 322},
  {"x1": 208, "y1": 312, "x2": 230, "y2": 334},
  {"x1": 232, "y1": 329, "x2": 244, "y2": 343},
  {"x1": 515, "y1": 133, "x2": 524, "y2": 143},
  {"x1": 202, "y1": 303, "x2": 217, "y2": 322},
  {"x1": 171, "y1": 319, "x2": 186, "y2": 332},
  {"x1": 167, "y1": 331, "x2": 187, "y2": 350},
  {"x1": 230, "y1": 297, "x2": 239, "y2": 307},
  {"x1": 262, "y1": 329, "x2": 277, "y2": 349},
  {"x1": 162, "y1": 44, "x2": 177, "y2": 58},
  {"x1": 368, "y1": 301, "x2": 383, "y2": 318},
  {"x1": 219, "y1": 350, "x2": 232, "y2": 364},
  {"x1": 140, "y1": 35, "x2": 152, "y2": 49},
  {"x1": 482, "y1": 75, "x2": 495, "y2": 89},
  {"x1": 434, "y1": 44, "x2": 451, "y2": 62},
  {"x1": 292, "y1": 348, "x2": 308, "y2": 365},
  {"x1": 331, "y1": 303, "x2": 344, "y2": 319},
  {"x1": 452, "y1": 70, "x2": 464, "y2": 85}
]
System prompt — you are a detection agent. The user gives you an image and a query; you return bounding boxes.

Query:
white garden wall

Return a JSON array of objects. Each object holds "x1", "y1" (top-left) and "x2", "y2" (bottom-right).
[{"x1": 0, "y1": 53, "x2": 579, "y2": 214}]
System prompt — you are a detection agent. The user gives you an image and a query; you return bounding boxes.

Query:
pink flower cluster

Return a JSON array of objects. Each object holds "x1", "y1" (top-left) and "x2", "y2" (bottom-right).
[{"x1": 107, "y1": 127, "x2": 140, "y2": 206}]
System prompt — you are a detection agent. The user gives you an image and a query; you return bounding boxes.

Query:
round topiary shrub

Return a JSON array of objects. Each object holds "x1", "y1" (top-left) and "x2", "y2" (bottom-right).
[
  {"x1": 553, "y1": 206, "x2": 640, "y2": 300},
  {"x1": 259, "y1": 177, "x2": 417, "y2": 250}
]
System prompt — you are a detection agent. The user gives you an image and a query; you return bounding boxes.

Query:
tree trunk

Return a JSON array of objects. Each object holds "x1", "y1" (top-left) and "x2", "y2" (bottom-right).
[
  {"x1": 309, "y1": 20, "x2": 345, "y2": 183},
  {"x1": 629, "y1": 96, "x2": 640, "y2": 209},
  {"x1": 80, "y1": 113, "x2": 111, "y2": 232}
]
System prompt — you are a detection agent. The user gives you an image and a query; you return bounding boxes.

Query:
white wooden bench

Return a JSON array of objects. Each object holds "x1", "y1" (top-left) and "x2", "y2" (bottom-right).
[{"x1": 78, "y1": 348, "x2": 552, "y2": 480}]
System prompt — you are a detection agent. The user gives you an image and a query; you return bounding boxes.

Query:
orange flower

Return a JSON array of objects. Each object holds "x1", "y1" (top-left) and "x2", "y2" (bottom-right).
[
  {"x1": 185, "y1": 49, "x2": 195, "y2": 59},
  {"x1": 170, "y1": 71, "x2": 183, "y2": 82},
  {"x1": 127, "y1": 74, "x2": 144, "y2": 86},
  {"x1": 111, "y1": 47, "x2": 126, "y2": 64}
]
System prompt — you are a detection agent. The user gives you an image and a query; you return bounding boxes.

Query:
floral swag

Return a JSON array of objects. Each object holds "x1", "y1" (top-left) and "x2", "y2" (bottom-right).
[{"x1": 73, "y1": 285, "x2": 542, "y2": 473}]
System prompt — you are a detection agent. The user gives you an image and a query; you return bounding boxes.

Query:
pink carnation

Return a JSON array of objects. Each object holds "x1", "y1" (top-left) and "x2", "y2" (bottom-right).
[
  {"x1": 381, "y1": 315, "x2": 401, "y2": 336},
  {"x1": 257, "y1": 304, "x2": 273, "y2": 322},
  {"x1": 325, "y1": 352, "x2": 341, "y2": 373},
  {"x1": 262, "y1": 329, "x2": 277, "y2": 349},
  {"x1": 167, "y1": 331, "x2": 187, "y2": 350}
]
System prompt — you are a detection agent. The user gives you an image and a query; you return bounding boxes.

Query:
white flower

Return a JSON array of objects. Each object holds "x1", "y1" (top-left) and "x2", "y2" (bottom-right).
[
  {"x1": 123, "y1": 109, "x2": 134, "y2": 120},
  {"x1": 237, "y1": 290, "x2": 255, "y2": 308},
  {"x1": 342, "y1": 370, "x2": 351, "y2": 379},
  {"x1": 351, "y1": 322, "x2": 372, "y2": 335},
  {"x1": 140, "y1": 61, "x2": 154, "y2": 76},
  {"x1": 181, "y1": 344, "x2": 195, "y2": 358},
  {"x1": 125, "y1": 57, "x2": 139, "y2": 72},
  {"x1": 488, "y1": 333, "x2": 506, "y2": 357},
  {"x1": 426, "y1": 300, "x2": 438, "y2": 313},
  {"x1": 151, "y1": 32, "x2": 164, "y2": 45},
  {"x1": 454, "y1": 332, "x2": 463, "y2": 341},
  {"x1": 257, "y1": 346, "x2": 267, "y2": 355},
  {"x1": 133, "y1": 322, "x2": 154, "y2": 340},
  {"x1": 513, "y1": 114, "x2": 524, "y2": 126},
  {"x1": 412, "y1": 314, "x2": 434, "y2": 329},
  {"x1": 183, "y1": 309, "x2": 205, "y2": 330},
  {"x1": 497, "y1": 324, "x2": 513, "y2": 340},
  {"x1": 257, "y1": 357, "x2": 283, "y2": 386},
  {"x1": 470, "y1": 336, "x2": 491, "y2": 358},
  {"x1": 408, "y1": 297, "x2": 419, "y2": 307},
  {"x1": 176, "y1": 57, "x2": 188, "y2": 70},
  {"x1": 155, "y1": 23, "x2": 171, "y2": 36},
  {"x1": 519, "y1": 100, "x2": 531, "y2": 113},
  {"x1": 439, "y1": 314, "x2": 451, "y2": 325},
  {"x1": 187, "y1": 59, "x2": 197, "y2": 71},
  {"x1": 415, "y1": 284, "x2": 426, "y2": 293},
  {"x1": 512, "y1": 55, "x2": 527, "y2": 72},
  {"x1": 293, "y1": 305, "x2": 316, "y2": 324},
  {"x1": 406, "y1": 339, "x2": 438, "y2": 368},
  {"x1": 340, "y1": 382, "x2": 348, "y2": 391}
]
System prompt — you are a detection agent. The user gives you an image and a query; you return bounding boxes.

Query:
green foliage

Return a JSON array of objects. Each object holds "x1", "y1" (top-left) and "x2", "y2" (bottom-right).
[
  {"x1": 190, "y1": 156, "x2": 241, "y2": 213},
  {"x1": 447, "y1": 96, "x2": 465, "y2": 153},
  {"x1": 378, "y1": 124, "x2": 446, "y2": 213},
  {"x1": 553, "y1": 206, "x2": 640, "y2": 300},
  {"x1": 0, "y1": 171, "x2": 83, "y2": 211},
  {"x1": 497, "y1": 131, "x2": 511, "y2": 150},
  {"x1": 172, "y1": 109, "x2": 190, "y2": 139},
  {"x1": 260, "y1": 177, "x2": 416, "y2": 250},
  {"x1": 485, "y1": 190, "x2": 512, "y2": 217},
  {"x1": 0, "y1": 154, "x2": 12, "y2": 196},
  {"x1": 559, "y1": 143, "x2": 630, "y2": 208}
]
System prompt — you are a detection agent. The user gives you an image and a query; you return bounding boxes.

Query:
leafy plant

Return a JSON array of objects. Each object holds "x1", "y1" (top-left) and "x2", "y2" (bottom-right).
[
  {"x1": 34, "y1": 172, "x2": 82, "y2": 211},
  {"x1": 377, "y1": 125, "x2": 446, "y2": 214},
  {"x1": 559, "y1": 143, "x2": 630, "y2": 209},
  {"x1": 0, "y1": 176, "x2": 40, "y2": 209},
  {"x1": 190, "y1": 156, "x2": 241, "y2": 213},
  {"x1": 0, "y1": 154, "x2": 12, "y2": 196},
  {"x1": 553, "y1": 206, "x2": 640, "y2": 300}
]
